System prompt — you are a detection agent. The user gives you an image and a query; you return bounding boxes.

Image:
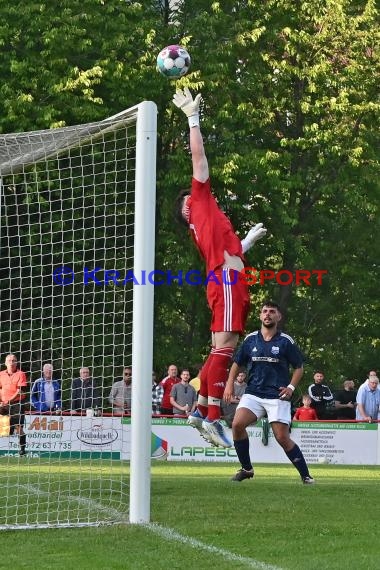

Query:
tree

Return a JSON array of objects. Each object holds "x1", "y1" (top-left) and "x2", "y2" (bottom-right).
[
  {"x1": 0, "y1": 0, "x2": 378, "y2": 383},
  {"x1": 156, "y1": 0, "x2": 379, "y2": 381}
]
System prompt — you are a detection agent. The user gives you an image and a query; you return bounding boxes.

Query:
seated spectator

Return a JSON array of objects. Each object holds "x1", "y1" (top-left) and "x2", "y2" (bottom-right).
[
  {"x1": 308, "y1": 370, "x2": 334, "y2": 419},
  {"x1": 152, "y1": 371, "x2": 164, "y2": 415},
  {"x1": 334, "y1": 380, "x2": 357, "y2": 420},
  {"x1": 160, "y1": 364, "x2": 180, "y2": 415},
  {"x1": 356, "y1": 375, "x2": 380, "y2": 422},
  {"x1": 222, "y1": 371, "x2": 247, "y2": 427},
  {"x1": 31, "y1": 363, "x2": 62, "y2": 412},
  {"x1": 71, "y1": 367, "x2": 101, "y2": 413},
  {"x1": 293, "y1": 394, "x2": 318, "y2": 421},
  {"x1": 170, "y1": 369, "x2": 197, "y2": 416},
  {"x1": 109, "y1": 367, "x2": 132, "y2": 415}
]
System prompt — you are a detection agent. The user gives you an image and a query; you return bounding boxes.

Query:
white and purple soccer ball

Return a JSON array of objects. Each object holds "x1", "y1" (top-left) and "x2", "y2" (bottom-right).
[{"x1": 156, "y1": 45, "x2": 191, "y2": 79}]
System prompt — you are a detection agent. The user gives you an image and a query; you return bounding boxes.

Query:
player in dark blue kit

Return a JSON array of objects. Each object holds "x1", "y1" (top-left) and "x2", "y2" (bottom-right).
[{"x1": 224, "y1": 301, "x2": 314, "y2": 484}]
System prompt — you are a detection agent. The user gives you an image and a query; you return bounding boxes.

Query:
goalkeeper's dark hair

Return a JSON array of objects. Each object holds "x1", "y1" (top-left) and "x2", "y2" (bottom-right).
[{"x1": 174, "y1": 188, "x2": 191, "y2": 227}]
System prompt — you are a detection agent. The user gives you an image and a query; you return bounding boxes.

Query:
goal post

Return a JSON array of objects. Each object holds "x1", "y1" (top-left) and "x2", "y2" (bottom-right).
[
  {"x1": 130, "y1": 101, "x2": 157, "y2": 524},
  {"x1": 0, "y1": 101, "x2": 157, "y2": 529}
]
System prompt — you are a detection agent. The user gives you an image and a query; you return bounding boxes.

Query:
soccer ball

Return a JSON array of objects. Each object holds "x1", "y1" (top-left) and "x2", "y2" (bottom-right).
[{"x1": 156, "y1": 45, "x2": 191, "y2": 79}]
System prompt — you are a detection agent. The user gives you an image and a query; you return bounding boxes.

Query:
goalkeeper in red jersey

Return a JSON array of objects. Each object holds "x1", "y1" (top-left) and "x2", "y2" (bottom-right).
[{"x1": 173, "y1": 88, "x2": 267, "y2": 447}]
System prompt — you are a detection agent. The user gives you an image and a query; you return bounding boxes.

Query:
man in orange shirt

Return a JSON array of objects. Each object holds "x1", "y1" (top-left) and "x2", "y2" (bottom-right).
[{"x1": 0, "y1": 353, "x2": 28, "y2": 456}]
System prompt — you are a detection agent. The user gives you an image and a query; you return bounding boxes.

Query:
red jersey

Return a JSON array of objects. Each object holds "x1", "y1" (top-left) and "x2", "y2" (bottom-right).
[
  {"x1": 0, "y1": 369, "x2": 27, "y2": 403},
  {"x1": 189, "y1": 178, "x2": 244, "y2": 273},
  {"x1": 160, "y1": 376, "x2": 180, "y2": 409},
  {"x1": 293, "y1": 407, "x2": 318, "y2": 421}
]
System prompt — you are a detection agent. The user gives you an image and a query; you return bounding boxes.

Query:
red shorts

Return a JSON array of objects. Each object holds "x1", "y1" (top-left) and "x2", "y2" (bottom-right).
[{"x1": 207, "y1": 268, "x2": 250, "y2": 333}]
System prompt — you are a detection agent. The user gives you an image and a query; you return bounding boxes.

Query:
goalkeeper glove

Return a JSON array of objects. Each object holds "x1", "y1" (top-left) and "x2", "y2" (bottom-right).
[
  {"x1": 241, "y1": 223, "x2": 267, "y2": 253},
  {"x1": 173, "y1": 87, "x2": 202, "y2": 128}
]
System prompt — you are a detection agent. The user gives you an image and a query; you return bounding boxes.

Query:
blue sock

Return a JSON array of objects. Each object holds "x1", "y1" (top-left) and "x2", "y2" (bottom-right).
[
  {"x1": 286, "y1": 444, "x2": 310, "y2": 478},
  {"x1": 234, "y1": 438, "x2": 253, "y2": 472}
]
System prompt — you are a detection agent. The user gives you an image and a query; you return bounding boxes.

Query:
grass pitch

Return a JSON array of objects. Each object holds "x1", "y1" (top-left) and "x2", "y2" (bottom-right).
[{"x1": 1, "y1": 461, "x2": 379, "y2": 570}]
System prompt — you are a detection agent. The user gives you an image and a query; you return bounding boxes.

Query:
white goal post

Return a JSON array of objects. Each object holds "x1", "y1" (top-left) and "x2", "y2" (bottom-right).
[{"x1": 0, "y1": 101, "x2": 157, "y2": 528}]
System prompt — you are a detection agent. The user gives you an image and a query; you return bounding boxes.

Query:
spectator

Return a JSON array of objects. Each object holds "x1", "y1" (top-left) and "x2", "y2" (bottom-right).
[
  {"x1": 159, "y1": 364, "x2": 180, "y2": 415},
  {"x1": 293, "y1": 394, "x2": 318, "y2": 421},
  {"x1": 0, "y1": 354, "x2": 27, "y2": 456},
  {"x1": 334, "y1": 380, "x2": 357, "y2": 420},
  {"x1": 31, "y1": 363, "x2": 62, "y2": 412},
  {"x1": 308, "y1": 370, "x2": 334, "y2": 419},
  {"x1": 367, "y1": 370, "x2": 379, "y2": 388},
  {"x1": 152, "y1": 371, "x2": 164, "y2": 415},
  {"x1": 109, "y1": 367, "x2": 132, "y2": 415},
  {"x1": 222, "y1": 371, "x2": 247, "y2": 427},
  {"x1": 356, "y1": 375, "x2": 380, "y2": 422},
  {"x1": 70, "y1": 367, "x2": 101, "y2": 413},
  {"x1": 170, "y1": 369, "x2": 197, "y2": 416},
  {"x1": 189, "y1": 364, "x2": 202, "y2": 394}
]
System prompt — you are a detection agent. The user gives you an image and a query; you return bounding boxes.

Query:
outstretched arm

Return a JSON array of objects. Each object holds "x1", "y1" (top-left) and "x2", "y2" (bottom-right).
[
  {"x1": 173, "y1": 87, "x2": 209, "y2": 182},
  {"x1": 189, "y1": 125, "x2": 209, "y2": 182}
]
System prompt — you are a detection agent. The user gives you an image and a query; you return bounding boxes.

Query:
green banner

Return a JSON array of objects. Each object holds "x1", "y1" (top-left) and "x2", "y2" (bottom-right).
[{"x1": 292, "y1": 421, "x2": 377, "y2": 430}]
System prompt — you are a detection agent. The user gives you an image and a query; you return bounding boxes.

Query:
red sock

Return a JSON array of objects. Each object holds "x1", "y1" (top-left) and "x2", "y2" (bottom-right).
[
  {"x1": 197, "y1": 350, "x2": 215, "y2": 417},
  {"x1": 207, "y1": 347, "x2": 234, "y2": 421}
]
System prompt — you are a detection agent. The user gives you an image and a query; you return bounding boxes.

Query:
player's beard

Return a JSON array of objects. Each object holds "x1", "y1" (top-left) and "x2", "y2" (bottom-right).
[{"x1": 262, "y1": 320, "x2": 276, "y2": 329}]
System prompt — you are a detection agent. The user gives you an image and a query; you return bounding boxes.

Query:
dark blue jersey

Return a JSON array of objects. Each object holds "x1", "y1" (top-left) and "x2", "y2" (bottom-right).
[{"x1": 234, "y1": 330, "x2": 304, "y2": 399}]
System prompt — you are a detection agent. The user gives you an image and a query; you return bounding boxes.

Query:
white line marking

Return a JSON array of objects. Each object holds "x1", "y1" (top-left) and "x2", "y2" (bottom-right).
[
  {"x1": 16, "y1": 485, "x2": 284, "y2": 569},
  {"x1": 18, "y1": 484, "x2": 127, "y2": 523},
  {"x1": 144, "y1": 522, "x2": 284, "y2": 570}
]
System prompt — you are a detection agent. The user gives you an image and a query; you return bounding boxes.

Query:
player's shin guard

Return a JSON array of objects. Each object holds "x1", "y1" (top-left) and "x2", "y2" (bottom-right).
[
  {"x1": 285, "y1": 444, "x2": 310, "y2": 479},
  {"x1": 234, "y1": 438, "x2": 253, "y2": 472},
  {"x1": 207, "y1": 347, "x2": 233, "y2": 421}
]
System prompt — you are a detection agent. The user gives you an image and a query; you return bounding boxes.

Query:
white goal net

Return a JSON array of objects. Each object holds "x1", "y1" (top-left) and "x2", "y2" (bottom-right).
[{"x1": 0, "y1": 102, "x2": 157, "y2": 528}]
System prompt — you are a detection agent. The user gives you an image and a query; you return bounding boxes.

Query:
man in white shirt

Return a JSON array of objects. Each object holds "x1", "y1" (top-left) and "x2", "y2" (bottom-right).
[{"x1": 356, "y1": 375, "x2": 380, "y2": 422}]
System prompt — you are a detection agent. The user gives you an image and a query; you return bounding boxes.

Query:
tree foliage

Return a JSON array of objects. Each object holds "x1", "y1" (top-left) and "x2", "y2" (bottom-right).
[
  {"x1": 157, "y1": 0, "x2": 379, "y2": 383},
  {"x1": 0, "y1": 0, "x2": 378, "y2": 385}
]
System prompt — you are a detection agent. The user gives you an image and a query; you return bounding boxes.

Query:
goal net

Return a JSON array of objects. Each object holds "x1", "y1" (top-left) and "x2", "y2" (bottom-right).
[{"x1": 0, "y1": 102, "x2": 157, "y2": 529}]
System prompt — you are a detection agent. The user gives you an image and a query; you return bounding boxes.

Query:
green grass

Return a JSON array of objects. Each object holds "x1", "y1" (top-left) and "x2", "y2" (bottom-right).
[{"x1": 1, "y1": 461, "x2": 379, "y2": 569}]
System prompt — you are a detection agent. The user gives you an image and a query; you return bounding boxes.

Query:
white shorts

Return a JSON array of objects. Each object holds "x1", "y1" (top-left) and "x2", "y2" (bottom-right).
[{"x1": 237, "y1": 393, "x2": 291, "y2": 425}]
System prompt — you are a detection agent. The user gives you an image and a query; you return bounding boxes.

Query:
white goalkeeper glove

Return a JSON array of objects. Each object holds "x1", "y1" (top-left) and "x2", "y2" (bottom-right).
[
  {"x1": 241, "y1": 223, "x2": 267, "y2": 253},
  {"x1": 173, "y1": 87, "x2": 202, "y2": 128}
]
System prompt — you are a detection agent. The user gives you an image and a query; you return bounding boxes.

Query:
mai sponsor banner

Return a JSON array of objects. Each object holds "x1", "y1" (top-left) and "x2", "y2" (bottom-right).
[{"x1": 0, "y1": 414, "x2": 124, "y2": 458}]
